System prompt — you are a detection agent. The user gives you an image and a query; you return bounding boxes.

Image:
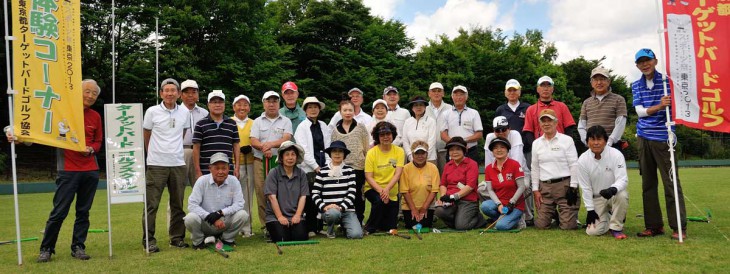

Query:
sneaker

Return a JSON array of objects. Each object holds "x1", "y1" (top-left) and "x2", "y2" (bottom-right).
[
  {"x1": 671, "y1": 230, "x2": 687, "y2": 240},
  {"x1": 308, "y1": 231, "x2": 317, "y2": 237},
  {"x1": 71, "y1": 247, "x2": 91, "y2": 260},
  {"x1": 610, "y1": 229, "x2": 628, "y2": 240},
  {"x1": 327, "y1": 232, "x2": 336, "y2": 239},
  {"x1": 37, "y1": 250, "x2": 52, "y2": 263},
  {"x1": 192, "y1": 242, "x2": 207, "y2": 250},
  {"x1": 636, "y1": 227, "x2": 665, "y2": 237},
  {"x1": 525, "y1": 219, "x2": 535, "y2": 227},
  {"x1": 143, "y1": 243, "x2": 160, "y2": 253},
  {"x1": 170, "y1": 239, "x2": 189, "y2": 248}
]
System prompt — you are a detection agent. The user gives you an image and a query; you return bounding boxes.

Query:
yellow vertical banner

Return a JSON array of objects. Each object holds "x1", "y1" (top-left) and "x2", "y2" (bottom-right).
[{"x1": 12, "y1": 0, "x2": 85, "y2": 151}]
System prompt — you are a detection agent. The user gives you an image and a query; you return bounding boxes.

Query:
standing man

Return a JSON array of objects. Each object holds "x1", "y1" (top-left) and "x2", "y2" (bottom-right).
[
  {"x1": 522, "y1": 76, "x2": 576, "y2": 152},
  {"x1": 251, "y1": 91, "x2": 293, "y2": 237},
  {"x1": 577, "y1": 126, "x2": 629, "y2": 239},
  {"x1": 383, "y1": 86, "x2": 411, "y2": 146},
  {"x1": 7, "y1": 79, "x2": 103, "y2": 262},
  {"x1": 632, "y1": 48, "x2": 687, "y2": 240},
  {"x1": 328, "y1": 87, "x2": 373, "y2": 126},
  {"x1": 578, "y1": 67, "x2": 628, "y2": 151},
  {"x1": 192, "y1": 90, "x2": 240, "y2": 178},
  {"x1": 495, "y1": 79, "x2": 531, "y2": 161},
  {"x1": 142, "y1": 78, "x2": 191, "y2": 252},
  {"x1": 280, "y1": 81, "x2": 306, "y2": 135},
  {"x1": 425, "y1": 82, "x2": 452, "y2": 173},
  {"x1": 440, "y1": 85, "x2": 483, "y2": 163},
  {"x1": 185, "y1": 153, "x2": 248, "y2": 248},
  {"x1": 179, "y1": 79, "x2": 209, "y2": 187}
]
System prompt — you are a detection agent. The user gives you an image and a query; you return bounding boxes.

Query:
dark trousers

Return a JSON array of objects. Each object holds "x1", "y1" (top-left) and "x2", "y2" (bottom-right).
[
  {"x1": 638, "y1": 136, "x2": 687, "y2": 230},
  {"x1": 403, "y1": 209, "x2": 435, "y2": 228},
  {"x1": 466, "y1": 146, "x2": 480, "y2": 164},
  {"x1": 40, "y1": 171, "x2": 99, "y2": 253},
  {"x1": 364, "y1": 189, "x2": 399, "y2": 233},
  {"x1": 266, "y1": 221, "x2": 308, "y2": 243},
  {"x1": 142, "y1": 165, "x2": 187, "y2": 245},
  {"x1": 305, "y1": 172, "x2": 323, "y2": 233},
  {"x1": 353, "y1": 170, "x2": 366, "y2": 224},
  {"x1": 434, "y1": 200, "x2": 486, "y2": 230}
]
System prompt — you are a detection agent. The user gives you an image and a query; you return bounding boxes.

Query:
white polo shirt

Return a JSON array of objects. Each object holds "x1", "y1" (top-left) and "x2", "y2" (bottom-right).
[
  {"x1": 402, "y1": 116, "x2": 438, "y2": 161},
  {"x1": 530, "y1": 133, "x2": 578, "y2": 190},
  {"x1": 180, "y1": 104, "x2": 209, "y2": 146},
  {"x1": 328, "y1": 110, "x2": 373, "y2": 129},
  {"x1": 576, "y1": 146, "x2": 628, "y2": 211},
  {"x1": 441, "y1": 106, "x2": 483, "y2": 149},
  {"x1": 426, "y1": 101, "x2": 452, "y2": 151},
  {"x1": 484, "y1": 130, "x2": 530, "y2": 186},
  {"x1": 250, "y1": 113, "x2": 293, "y2": 160},
  {"x1": 143, "y1": 103, "x2": 191, "y2": 166},
  {"x1": 385, "y1": 105, "x2": 411, "y2": 146}
]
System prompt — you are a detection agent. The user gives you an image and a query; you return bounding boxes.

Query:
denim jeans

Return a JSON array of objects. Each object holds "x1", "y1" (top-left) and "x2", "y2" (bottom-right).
[
  {"x1": 40, "y1": 170, "x2": 99, "y2": 253},
  {"x1": 480, "y1": 200, "x2": 523, "y2": 230},
  {"x1": 323, "y1": 209, "x2": 363, "y2": 239}
]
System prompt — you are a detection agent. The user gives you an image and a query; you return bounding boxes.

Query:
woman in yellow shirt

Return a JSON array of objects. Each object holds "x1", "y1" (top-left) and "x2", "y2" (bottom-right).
[
  {"x1": 400, "y1": 140, "x2": 439, "y2": 229},
  {"x1": 364, "y1": 121, "x2": 404, "y2": 234}
]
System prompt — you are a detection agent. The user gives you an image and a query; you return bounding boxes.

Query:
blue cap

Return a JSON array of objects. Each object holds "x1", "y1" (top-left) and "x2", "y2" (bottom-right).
[{"x1": 634, "y1": 48, "x2": 656, "y2": 63}]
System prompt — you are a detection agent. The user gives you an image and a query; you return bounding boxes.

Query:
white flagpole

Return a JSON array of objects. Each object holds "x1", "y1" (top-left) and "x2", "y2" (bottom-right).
[
  {"x1": 3, "y1": 0, "x2": 24, "y2": 265},
  {"x1": 654, "y1": 0, "x2": 683, "y2": 243},
  {"x1": 155, "y1": 18, "x2": 159, "y2": 105},
  {"x1": 108, "y1": 0, "x2": 117, "y2": 259}
]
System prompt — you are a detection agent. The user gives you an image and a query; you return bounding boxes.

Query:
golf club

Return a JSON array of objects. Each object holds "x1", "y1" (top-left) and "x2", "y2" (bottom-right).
[
  {"x1": 389, "y1": 229, "x2": 411, "y2": 239},
  {"x1": 275, "y1": 243, "x2": 283, "y2": 255},
  {"x1": 412, "y1": 224, "x2": 423, "y2": 240},
  {"x1": 0, "y1": 237, "x2": 38, "y2": 245}
]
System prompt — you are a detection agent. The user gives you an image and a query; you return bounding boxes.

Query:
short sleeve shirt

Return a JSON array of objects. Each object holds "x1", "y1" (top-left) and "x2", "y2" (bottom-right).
[
  {"x1": 523, "y1": 100, "x2": 576, "y2": 137},
  {"x1": 192, "y1": 116, "x2": 240, "y2": 174},
  {"x1": 143, "y1": 103, "x2": 190, "y2": 166},
  {"x1": 440, "y1": 157, "x2": 479, "y2": 201},
  {"x1": 264, "y1": 166, "x2": 309, "y2": 223},
  {"x1": 441, "y1": 107, "x2": 483, "y2": 148},
  {"x1": 399, "y1": 162, "x2": 440, "y2": 210},
  {"x1": 250, "y1": 114, "x2": 293, "y2": 159},
  {"x1": 364, "y1": 144, "x2": 405, "y2": 201},
  {"x1": 485, "y1": 158, "x2": 525, "y2": 211}
]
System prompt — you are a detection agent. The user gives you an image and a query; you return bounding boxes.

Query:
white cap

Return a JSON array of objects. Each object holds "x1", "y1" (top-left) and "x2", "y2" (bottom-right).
[
  {"x1": 232, "y1": 95, "x2": 250, "y2": 106},
  {"x1": 207, "y1": 90, "x2": 225, "y2": 102},
  {"x1": 452, "y1": 85, "x2": 468, "y2": 94},
  {"x1": 180, "y1": 79, "x2": 199, "y2": 91},
  {"x1": 505, "y1": 79, "x2": 521, "y2": 90},
  {"x1": 537, "y1": 76, "x2": 554, "y2": 86},
  {"x1": 413, "y1": 145, "x2": 428, "y2": 153},
  {"x1": 372, "y1": 99, "x2": 387, "y2": 109},
  {"x1": 348, "y1": 87, "x2": 363, "y2": 95},
  {"x1": 493, "y1": 116, "x2": 509, "y2": 129},
  {"x1": 429, "y1": 82, "x2": 444, "y2": 90},
  {"x1": 262, "y1": 91, "x2": 280, "y2": 102}
]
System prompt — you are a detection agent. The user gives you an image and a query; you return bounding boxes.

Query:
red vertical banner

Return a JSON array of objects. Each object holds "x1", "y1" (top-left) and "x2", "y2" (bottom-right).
[{"x1": 663, "y1": 0, "x2": 730, "y2": 133}]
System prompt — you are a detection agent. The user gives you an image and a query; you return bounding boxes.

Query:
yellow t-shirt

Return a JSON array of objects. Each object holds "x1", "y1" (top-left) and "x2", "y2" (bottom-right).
[
  {"x1": 399, "y1": 162, "x2": 440, "y2": 210},
  {"x1": 364, "y1": 144, "x2": 405, "y2": 201},
  {"x1": 236, "y1": 118, "x2": 255, "y2": 164}
]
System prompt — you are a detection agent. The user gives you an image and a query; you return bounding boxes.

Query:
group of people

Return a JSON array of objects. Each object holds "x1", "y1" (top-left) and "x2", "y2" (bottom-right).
[{"x1": 6, "y1": 48, "x2": 688, "y2": 263}]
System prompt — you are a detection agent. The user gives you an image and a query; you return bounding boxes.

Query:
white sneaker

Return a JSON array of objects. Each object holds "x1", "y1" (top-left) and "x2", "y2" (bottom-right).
[
  {"x1": 204, "y1": 236, "x2": 216, "y2": 244},
  {"x1": 308, "y1": 231, "x2": 316, "y2": 237}
]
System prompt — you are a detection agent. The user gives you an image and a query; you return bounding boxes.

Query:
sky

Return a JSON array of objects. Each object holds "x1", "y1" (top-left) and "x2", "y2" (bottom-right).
[{"x1": 362, "y1": 0, "x2": 665, "y2": 82}]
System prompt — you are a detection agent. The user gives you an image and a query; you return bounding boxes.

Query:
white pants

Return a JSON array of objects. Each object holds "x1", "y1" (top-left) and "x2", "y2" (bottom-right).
[{"x1": 586, "y1": 190, "x2": 629, "y2": 236}]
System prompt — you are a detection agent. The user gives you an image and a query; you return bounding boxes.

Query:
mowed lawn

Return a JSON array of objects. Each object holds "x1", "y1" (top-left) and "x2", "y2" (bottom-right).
[{"x1": 1, "y1": 167, "x2": 729, "y2": 273}]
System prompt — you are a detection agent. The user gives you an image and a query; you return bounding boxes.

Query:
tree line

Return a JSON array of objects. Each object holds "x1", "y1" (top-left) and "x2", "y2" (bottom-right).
[{"x1": 1, "y1": 0, "x2": 728, "y2": 171}]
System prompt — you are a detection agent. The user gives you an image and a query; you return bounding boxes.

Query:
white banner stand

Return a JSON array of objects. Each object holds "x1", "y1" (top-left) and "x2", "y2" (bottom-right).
[{"x1": 104, "y1": 104, "x2": 147, "y2": 257}]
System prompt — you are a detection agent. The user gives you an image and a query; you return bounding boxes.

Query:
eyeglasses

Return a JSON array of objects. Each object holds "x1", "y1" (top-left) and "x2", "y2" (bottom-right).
[
  {"x1": 591, "y1": 77, "x2": 609, "y2": 83},
  {"x1": 494, "y1": 128, "x2": 508, "y2": 133}
]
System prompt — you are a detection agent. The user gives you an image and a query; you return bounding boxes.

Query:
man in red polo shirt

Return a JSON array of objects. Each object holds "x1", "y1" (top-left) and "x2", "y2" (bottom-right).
[{"x1": 523, "y1": 75, "x2": 576, "y2": 163}]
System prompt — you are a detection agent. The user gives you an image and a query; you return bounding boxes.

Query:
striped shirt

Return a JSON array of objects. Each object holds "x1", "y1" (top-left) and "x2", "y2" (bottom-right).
[
  {"x1": 632, "y1": 71, "x2": 673, "y2": 141},
  {"x1": 579, "y1": 91, "x2": 627, "y2": 135},
  {"x1": 192, "y1": 115, "x2": 240, "y2": 174},
  {"x1": 312, "y1": 164, "x2": 357, "y2": 211}
]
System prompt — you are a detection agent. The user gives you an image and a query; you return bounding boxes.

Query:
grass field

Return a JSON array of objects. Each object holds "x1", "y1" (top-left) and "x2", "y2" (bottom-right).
[{"x1": 1, "y1": 167, "x2": 729, "y2": 273}]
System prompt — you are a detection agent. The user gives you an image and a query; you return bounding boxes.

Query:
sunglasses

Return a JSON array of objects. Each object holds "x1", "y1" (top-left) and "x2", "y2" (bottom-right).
[{"x1": 494, "y1": 128, "x2": 508, "y2": 133}]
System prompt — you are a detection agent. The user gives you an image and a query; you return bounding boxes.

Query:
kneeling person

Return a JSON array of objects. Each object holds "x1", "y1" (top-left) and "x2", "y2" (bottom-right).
[
  {"x1": 312, "y1": 141, "x2": 364, "y2": 239},
  {"x1": 577, "y1": 126, "x2": 629, "y2": 239},
  {"x1": 265, "y1": 141, "x2": 310, "y2": 242},
  {"x1": 479, "y1": 137, "x2": 526, "y2": 230},
  {"x1": 185, "y1": 153, "x2": 249, "y2": 249}
]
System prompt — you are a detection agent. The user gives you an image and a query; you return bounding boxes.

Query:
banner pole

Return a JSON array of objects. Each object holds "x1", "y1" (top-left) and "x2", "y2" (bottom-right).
[
  {"x1": 111, "y1": 0, "x2": 116, "y2": 104},
  {"x1": 654, "y1": 0, "x2": 683, "y2": 243},
  {"x1": 155, "y1": 18, "x2": 159, "y2": 105},
  {"x1": 4, "y1": 0, "x2": 24, "y2": 265}
]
